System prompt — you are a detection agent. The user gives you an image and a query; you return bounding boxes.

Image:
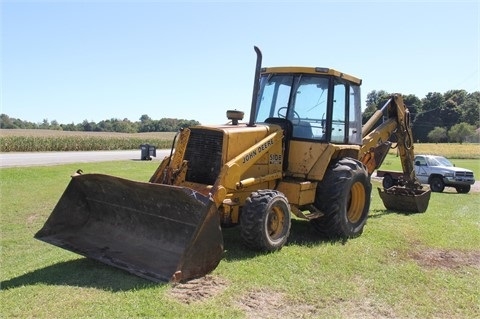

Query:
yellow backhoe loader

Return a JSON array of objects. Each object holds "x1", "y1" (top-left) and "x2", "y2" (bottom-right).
[{"x1": 35, "y1": 47, "x2": 431, "y2": 283}]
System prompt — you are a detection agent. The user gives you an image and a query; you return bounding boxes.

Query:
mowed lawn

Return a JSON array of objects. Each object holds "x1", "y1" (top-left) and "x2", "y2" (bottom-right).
[{"x1": 1, "y1": 149, "x2": 479, "y2": 318}]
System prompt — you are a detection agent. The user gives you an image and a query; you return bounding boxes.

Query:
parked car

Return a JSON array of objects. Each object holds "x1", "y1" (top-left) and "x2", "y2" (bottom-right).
[
  {"x1": 414, "y1": 155, "x2": 475, "y2": 193},
  {"x1": 377, "y1": 155, "x2": 475, "y2": 193}
]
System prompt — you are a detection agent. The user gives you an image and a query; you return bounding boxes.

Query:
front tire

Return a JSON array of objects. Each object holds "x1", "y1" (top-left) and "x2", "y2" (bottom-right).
[
  {"x1": 311, "y1": 158, "x2": 372, "y2": 239},
  {"x1": 240, "y1": 190, "x2": 291, "y2": 251},
  {"x1": 430, "y1": 176, "x2": 445, "y2": 192}
]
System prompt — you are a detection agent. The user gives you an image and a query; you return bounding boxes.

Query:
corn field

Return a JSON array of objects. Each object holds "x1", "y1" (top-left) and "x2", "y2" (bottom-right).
[
  {"x1": 0, "y1": 130, "x2": 175, "y2": 152},
  {"x1": 388, "y1": 142, "x2": 480, "y2": 159}
]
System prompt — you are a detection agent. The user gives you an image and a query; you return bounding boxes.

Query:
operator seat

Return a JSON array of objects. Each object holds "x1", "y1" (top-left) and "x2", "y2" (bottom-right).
[{"x1": 293, "y1": 121, "x2": 313, "y2": 139}]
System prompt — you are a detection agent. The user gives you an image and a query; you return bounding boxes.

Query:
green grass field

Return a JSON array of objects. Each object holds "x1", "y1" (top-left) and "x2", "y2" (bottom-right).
[{"x1": 1, "y1": 159, "x2": 479, "y2": 318}]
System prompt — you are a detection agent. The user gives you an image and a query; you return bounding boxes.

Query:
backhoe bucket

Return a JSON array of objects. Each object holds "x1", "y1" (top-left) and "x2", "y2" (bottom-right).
[
  {"x1": 378, "y1": 186, "x2": 431, "y2": 213},
  {"x1": 34, "y1": 174, "x2": 224, "y2": 283}
]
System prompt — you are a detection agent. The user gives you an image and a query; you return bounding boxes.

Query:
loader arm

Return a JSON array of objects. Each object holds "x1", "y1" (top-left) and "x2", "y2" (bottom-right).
[
  {"x1": 149, "y1": 128, "x2": 191, "y2": 185},
  {"x1": 210, "y1": 129, "x2": 284, "y2": 206}
]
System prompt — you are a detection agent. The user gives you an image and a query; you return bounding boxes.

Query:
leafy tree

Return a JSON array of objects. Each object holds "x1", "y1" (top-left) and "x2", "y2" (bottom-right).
[
  {"x1": 412, "y1": 92, "x2": 445, "y2": 142},
  {"x1": 362, "y1": 90, "x2": 389, "y2": 125},
  {"x1": 459, "y1": 92, "x2": 480, "y2": 127},
  {"x1": 439, "y1": 90, "x2": 466, "y2": 129},
  {"x1": 178, "y1": 119, "x2": 200, "y2": 128},
  {"x1": 112, "y1": 118, "x2": 136, "y2": 133},
  {"x1": 60, "y1": 123, "x2": 77, "y2": 131},
  {"x1": 448, "y1": 122, "x2": 475, "y2": 143},
  {"x1": 465, "y1": 129, "x2": 480, "y2": 143},
  {"x1": 39, "y1": 118, "x2": 50, "y2": 129},
  {"x1": 50, "y1": 120, "x2": 63, "y2": 130},
  {"x1": 440, "y1": 98, "x2": 461, "y2": 129},
  {"x1": 403, "y1": 94, "x2": 422, "y2": 123},
  {"x1": 0, "y1": 114, "x2": 15, "y2": 129},
  {"x1": 139, "y1": 114, "x2": 151, "y2": 123},
  {"x1": 427, "y1": 126, "x2": 447, "y2": 143},
  {"x1": 444, "y1": 89, "x2": 468, "y2": 106},
  {"x1": 139, "y1": 114, "x2": 154, "y2": 132},
  {"x1": 81, "y1": 119, "x2": 97, "y2": 131},
  {"x1": 96, "y1": 119, "x2": 114, "y2": 132}
]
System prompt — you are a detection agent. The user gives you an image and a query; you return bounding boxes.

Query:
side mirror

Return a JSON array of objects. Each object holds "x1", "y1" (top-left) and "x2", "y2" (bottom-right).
[{"x1": 415, "y1": 161, "x2": 420, "y2": 166}]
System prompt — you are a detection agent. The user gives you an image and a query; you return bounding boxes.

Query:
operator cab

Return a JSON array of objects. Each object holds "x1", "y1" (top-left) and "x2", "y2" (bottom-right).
[{"x1": 255, "y1": 67, "x2": 363, "y2": 145}]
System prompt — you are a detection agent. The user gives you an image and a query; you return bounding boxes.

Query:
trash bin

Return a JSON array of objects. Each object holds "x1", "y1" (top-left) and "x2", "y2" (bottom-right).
[
  {"x1": 149, "y1": 144, "x2": 156, "y2": 158},
  {"x1": 140, "y1": 144, "x2": 156, "y2": 160}
]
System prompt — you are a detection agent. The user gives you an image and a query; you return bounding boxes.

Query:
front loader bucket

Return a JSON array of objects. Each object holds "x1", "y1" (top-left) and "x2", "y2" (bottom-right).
[
  {"x1": 35, "y1": 174, "x2": 224, "y2": 283},
  {"x1": 378, "y1": 186, "x2": 431, "y2": 213}
]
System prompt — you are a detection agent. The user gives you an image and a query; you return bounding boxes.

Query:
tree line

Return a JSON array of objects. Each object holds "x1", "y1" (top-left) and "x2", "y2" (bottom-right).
[
  {"x1": 2, "y1": 89, "x2": 479, "y2": 142},
  {"x1": 362, "y1": 89, "x2": 479, "y2": 143},
  {"x1": 0, "y1": 114, "x2": 200, "y2": 133}
]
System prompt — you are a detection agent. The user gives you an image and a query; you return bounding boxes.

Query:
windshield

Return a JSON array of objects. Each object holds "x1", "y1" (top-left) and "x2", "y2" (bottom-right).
[
  {"x1": 255, "y1": 74, "x2": 329, "y2": 140},
  {"x1": 428, "y1": 156, "x2": 453, "y2": 167}
]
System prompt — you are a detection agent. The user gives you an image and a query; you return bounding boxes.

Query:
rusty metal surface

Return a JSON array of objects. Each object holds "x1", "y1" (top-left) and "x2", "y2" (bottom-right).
[
  {"x1": 378, "y1": 186, "x2": 431, "y2": 213},
  {"x1": 34, "y1": 174, "x2": 224, "y2": 283}
]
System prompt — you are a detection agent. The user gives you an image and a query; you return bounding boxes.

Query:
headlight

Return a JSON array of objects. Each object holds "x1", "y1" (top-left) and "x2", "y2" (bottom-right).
[{"x1": 444, "y1": 172, "x2": 454, "y2": 178}]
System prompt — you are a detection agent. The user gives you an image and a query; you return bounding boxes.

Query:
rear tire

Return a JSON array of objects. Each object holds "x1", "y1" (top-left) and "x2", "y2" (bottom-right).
[
  {"x1": 240, "y1": 190, "x2": 291, "y2": 251},
  {"x1": 311, "y1": 158, "x2": 371, "y2": 239},
  {"x1": 430, "y1": 176, "x2": 445, "y2": 192},
  {"x1": 455, "y1": 185, "x2": 470, "y2": 193}
]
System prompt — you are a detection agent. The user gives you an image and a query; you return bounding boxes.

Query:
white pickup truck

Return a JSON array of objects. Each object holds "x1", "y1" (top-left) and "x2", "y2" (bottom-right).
[
  {"x1": 413, "y1": 155, "x2": 475, "y2": 193},
  {"x1": 377, "y1": 154, "x2": 475, "y2": 193}
]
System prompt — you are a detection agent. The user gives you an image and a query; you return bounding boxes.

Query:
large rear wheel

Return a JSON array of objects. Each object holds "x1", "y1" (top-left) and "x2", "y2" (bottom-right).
[
  {"x1": 311, "y1": 158, "x2": 372, "y2": 239},
  {"x1": 240, "y1": 190, "x2": 291, "y2": 251}
]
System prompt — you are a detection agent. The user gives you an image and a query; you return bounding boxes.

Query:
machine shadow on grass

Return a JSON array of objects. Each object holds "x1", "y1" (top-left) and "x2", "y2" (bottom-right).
[
  {"x1": 368, "y1": 208, "x2": 406, "y2": 219},
  {"x1": 221, "y1": 219, "x2": 343, "y2": 262},
  {"x1": 3, "y1": 220, "x2": 361, "y2": 291},
  {"x1": 3, "y1": 221, "x2": 333, "y2": 291},
  {"x1": 1, "y1": 258, "x2": 155, "y2": 292}
]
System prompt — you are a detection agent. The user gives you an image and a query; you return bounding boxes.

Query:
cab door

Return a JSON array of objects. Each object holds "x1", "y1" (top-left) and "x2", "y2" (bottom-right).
[{"x1": 414, "y1": 156, "x2": 429, "y2": 184}]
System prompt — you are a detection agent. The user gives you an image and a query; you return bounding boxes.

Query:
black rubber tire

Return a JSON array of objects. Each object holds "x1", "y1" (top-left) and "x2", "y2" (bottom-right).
[
  {"x1": 455, "y1": 185, "x2": 471, "y2": 193},
  {"x1": 240, "y1": 190, "x2": 291, "y2": 251},
  {"x1": 382, "y1": 174, "x2": 395, "y2": 189},
  {"x1": 430, "y1": 176, "x2": 445, "y2": 192},
  {"x1": 311, "y1": 158, "x2": 372, "y2": 239}
]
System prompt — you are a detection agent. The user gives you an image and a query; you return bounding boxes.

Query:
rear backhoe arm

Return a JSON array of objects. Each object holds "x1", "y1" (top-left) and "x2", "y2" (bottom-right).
[
  {"x1": 360, "y1": 94, "x2": 430, "y2": 213},
  {"x1": 360, "y1": 94, "x2": 418, "y2": 188}
]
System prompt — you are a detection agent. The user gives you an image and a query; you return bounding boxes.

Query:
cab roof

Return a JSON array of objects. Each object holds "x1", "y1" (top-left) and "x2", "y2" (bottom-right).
[{"x1": 261, "y1": 66, "x2": 362, "y2": 85}]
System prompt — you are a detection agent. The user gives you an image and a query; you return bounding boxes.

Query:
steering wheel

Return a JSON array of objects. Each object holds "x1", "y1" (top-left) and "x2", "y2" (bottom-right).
[{"x1": 277, "y1": 107, "x2": 300, "y2": 124}]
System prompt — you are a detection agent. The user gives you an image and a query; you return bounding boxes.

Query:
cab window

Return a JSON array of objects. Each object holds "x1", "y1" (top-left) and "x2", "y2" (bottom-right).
[
  {"x1": 331, "y1": 81, "x2": 347, "y2": 143},
  {"x1": 291, "y1": 76, "x2": 329, "y2": 139}
]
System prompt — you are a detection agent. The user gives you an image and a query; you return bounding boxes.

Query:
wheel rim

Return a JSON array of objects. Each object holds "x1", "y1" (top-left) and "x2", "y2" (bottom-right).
[
  {"x1": 267, "y1": 205, "x2": 286, "y2": 240},
  {"x1": 431, "y1": 178, "x2": 442, "y2": 191},
  {"x1": 347, "y1": 181, "x2": 366, "y2": 223}
]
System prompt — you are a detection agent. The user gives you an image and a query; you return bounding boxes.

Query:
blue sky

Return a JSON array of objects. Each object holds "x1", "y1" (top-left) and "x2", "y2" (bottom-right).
[{"x1": 2, "y1": 0, "x2": 479, "y2": 125}]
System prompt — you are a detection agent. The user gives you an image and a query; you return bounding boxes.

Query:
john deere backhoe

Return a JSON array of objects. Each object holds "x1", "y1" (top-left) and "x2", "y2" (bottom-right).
[{"x1": 35, "y1": 47, "x2": 431, "y2": 283}]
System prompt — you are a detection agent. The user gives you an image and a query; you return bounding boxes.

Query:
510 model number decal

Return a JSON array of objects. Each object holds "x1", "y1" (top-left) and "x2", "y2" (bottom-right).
[{"x1": 269, "y1": 154, "x2": 282, "y2": 165}]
